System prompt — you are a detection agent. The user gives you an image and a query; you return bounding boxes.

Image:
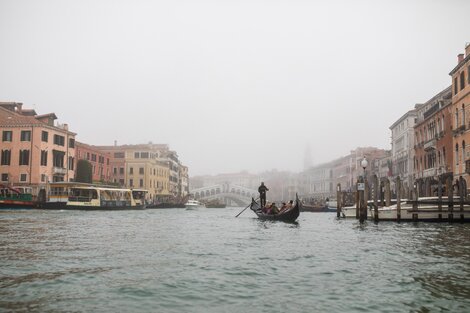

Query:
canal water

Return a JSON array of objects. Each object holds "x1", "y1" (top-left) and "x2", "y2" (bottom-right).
[{"x1": 1, "y1": 208, "x2": 469, "y2": 313}]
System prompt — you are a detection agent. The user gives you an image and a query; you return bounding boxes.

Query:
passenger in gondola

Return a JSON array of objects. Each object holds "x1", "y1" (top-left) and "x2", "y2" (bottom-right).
[
  {"x1": 270, "y1": 203, "x2": 279, "y2": 215},
  {"x1": 262, "y1": 202, "x2": 272, "y2": 214},
  {"x1": 279, "y1": 200, "x2": 293, "y2": 214}
]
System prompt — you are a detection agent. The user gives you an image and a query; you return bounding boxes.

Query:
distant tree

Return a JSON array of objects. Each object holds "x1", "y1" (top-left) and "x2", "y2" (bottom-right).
[{"x1": 75, "y1": 159, "x2": 93, "y2": 183}]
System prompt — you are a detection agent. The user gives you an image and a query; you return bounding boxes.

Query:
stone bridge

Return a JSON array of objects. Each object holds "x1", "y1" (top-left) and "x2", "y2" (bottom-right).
[{"x1": 191, "y1": 183, "x2": 258, "y2": 207}]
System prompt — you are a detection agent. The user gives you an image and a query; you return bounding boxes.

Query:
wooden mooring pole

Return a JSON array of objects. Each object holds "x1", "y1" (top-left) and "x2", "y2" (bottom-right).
[
  {"x1": 437, "y1": 179, "x2": 443, "y2": 221},
  {"x1": 459, "y1": 176, "x2": 466, "y2": 222},
  {"x1": 412, "y1": 181, "x2": 418, "y2": 222},
  {"x1": 360, "y1": 177, "x2": 368, "y2": 223},
  {"x1": 447, "y1": 177, "x2": 453, "y2": 222},
  {"x1": 396, "y1": 176, "x2": 401, "y2": 222},
  {"x1": 336, "y1": 183, "x2": 342, "y2": 219},
  {"x1": 372, "y1": 175, "x2": 378, "y2": 223},
  {"x1": 356, "y1": 178, "x2": 360, "y2": 219}
]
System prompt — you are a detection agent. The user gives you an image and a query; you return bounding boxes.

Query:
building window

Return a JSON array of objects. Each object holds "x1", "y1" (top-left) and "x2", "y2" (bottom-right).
[
  {"x1": 463, "y1": 141, "x2": 466, "y2": 164},
  {"x1": 41, "y1": 150, "x2": 48, "y2": 166},
  {"x1": 141, "y1": 152, "x2": 149, "y2": 159},
  {"x1": 86, "y1": 152, "x2": 90, "y2": 160},
  {"x1": 468, "y1": 66, "x2": 470, "y2": 84},
  {"x1": 456, "y1": 144, "x2": 459, "y2": 166},
  {"x1": 42, "y1": 131, "x2": 49, "y2": 142},
  {"x1": 455, "y1": 77, "x2": 458, "y2": 95},
  {"x1": 463, "y1": 104, "x2": 466, "y2": 127},
  {"x1": 2, "y1": 131, "x2": 12, "y2": 142},
  {"x1": 69, "y1": 138, "x2": 75, "y2": 148},
  {"x1": 113, "y1": 167, "x2": 117, "y2": 174},
  {"x1": 119, "y1": 167, "x2": 124, "y2": 175},
  {"x1": 461, "y1": 71, "x2": 465, "y2": 91},
  {"x1": 107, "y1": 158, "x2": 109, "y2": 165},
  {"x1": 20, "y1": 130, "x2": 31, "y2": 141},
  {"x1": 114, "y1": 152, "x2": 124, "y2": 158},
  {"x1": 53, "y1": 134, "x2": 65, "y2": 146},
  {"x1": 129, "y1": 179, "x2": 134, "y2": 187},
  {"x1": 52, "y1": 150, "x2": 65, "y2": 168},
  {"x1": 119, "y1": 179, "x2": 124, "y2": 185},
  {"x1": 130, "y1": 167, "x2": 134, "y2": 174},
  {"x1": 68, "y1": 156, "x2": 74, "y2": 170},
  {"x1": 139, "y1": 179, "x2": 143, "y2": 187},
  {"x1": 41, "y1": 174, "x2": 46, "y2": 182},
  {"x1": 1, "y1": 173, "x2": 8, "y2": 182},
  {"x1": 19, "y1": 149, "x2": 30, "y2": 165},
  {"x1": 91, "y1": 154, "x2": 97, "y2": 162},
  {"x1": 1, "y1": 150, "x2": 11, "y2": 165},
  {"x1": 134, "y1": 152, "x2": 140, "y2": 158},
  {"x1": 139, "y1": 167, "x2": 144, "y2": 175},
  {"x1": 20, "y1": 174, "x2": 27, "y2": 182}
]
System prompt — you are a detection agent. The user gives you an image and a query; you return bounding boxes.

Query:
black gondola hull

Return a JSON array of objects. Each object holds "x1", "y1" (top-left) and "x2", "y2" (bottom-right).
[{"x1": 250, "y1": 196, "x2": 300, "y2": 222}]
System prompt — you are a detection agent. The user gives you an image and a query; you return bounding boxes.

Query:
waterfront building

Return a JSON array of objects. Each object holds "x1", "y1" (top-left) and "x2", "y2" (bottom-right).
[
  {"x1": 332, "y1": 147, "x2": 389, "y2": 191},
  {"x1": 390, "y1": 109, "x2": 417, "y2": 190},
  {"x1": 180, "y1": 165, "x2": 189, "y2": 198},
  {"x1": 75, "y1": 141, "x2": 112, "y2": 183},
  {"x1": 300, "y1": 162, "x2": 334, "y2": 199},
  {"x1": 450, "y1": 43, "x2": 470, "y2": 186},
  {"x1": 0, "y1": 102, "x2": 76, "y2": 194},
  {"x1": 413, "y1": 87, "x2": 453, "y2": 195},
  {"x1": 94, "y1": 143, "x2": 173, "y2": 202}
]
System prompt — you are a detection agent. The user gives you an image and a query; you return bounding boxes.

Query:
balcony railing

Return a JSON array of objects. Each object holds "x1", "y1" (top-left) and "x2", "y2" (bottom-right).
[
  {"x1": 423, "y1": 139, "x2": 437, "y2": 151},
  {"x1": 52, "y1": 167, "x2": 67, "y2": 175}
]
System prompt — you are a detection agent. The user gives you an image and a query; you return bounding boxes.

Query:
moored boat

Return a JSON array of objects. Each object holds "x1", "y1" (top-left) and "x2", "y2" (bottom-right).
[
  {"x1": 0, "y1": 185, "x2": 36, "y2": 209},
  {"x1": 38, "y1": 182, "x2": 146, "y2": 210},
  {"x1": 250, "y1": 194, "x2": 300, "y2": 222},
  {"x1": 369, "y1": 197, "x2": 470, "y2": 222}
]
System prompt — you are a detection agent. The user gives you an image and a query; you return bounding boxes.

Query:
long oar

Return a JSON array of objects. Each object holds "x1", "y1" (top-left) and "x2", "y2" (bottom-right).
[{"x1": 235, "y1": 197, "x2": 259, "y2": 217}]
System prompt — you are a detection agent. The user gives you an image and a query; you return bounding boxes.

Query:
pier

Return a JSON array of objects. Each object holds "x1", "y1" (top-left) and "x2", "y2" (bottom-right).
[{"x1": 336, "y1": 174, "x2": 470, "y2": 222}]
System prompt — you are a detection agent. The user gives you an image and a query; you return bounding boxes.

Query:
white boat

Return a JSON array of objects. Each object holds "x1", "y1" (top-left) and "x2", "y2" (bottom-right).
[
  {"x1": 185, "y1": 199, "x2": 205, "y2": 209},
  {"x1": 370, "y1": 197, "x2": 470, "y2": 221},
  {"x1": 38, "y1": 183, "x2": 146, "y2": 210}
]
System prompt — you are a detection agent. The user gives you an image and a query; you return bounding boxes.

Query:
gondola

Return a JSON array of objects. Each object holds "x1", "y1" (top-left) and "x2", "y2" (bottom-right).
[{"x1": 250, "y1": 194, "x2": 300, "y2": 222}]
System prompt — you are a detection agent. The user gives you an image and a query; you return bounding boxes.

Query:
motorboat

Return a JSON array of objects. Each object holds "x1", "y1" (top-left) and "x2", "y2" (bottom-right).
[{"x1": 185, "y1": 199, "x2": 205, "y2": 209}]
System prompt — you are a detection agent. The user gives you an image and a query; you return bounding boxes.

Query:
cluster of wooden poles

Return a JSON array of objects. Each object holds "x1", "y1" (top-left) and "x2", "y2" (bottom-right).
[{"x1": 335, "y1": 174, "x2": 469, "y2": 223}]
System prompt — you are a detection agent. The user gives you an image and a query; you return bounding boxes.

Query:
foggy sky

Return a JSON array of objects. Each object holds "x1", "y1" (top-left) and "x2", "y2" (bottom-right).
[{"x1": 1, "y1": 0, "x2": 469, "y2": 176}]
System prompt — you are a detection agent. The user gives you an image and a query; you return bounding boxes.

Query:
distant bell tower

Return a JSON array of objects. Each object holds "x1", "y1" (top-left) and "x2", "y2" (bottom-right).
[{"x1": 304, "y1": 144, "x2": 313, "y2": 170}]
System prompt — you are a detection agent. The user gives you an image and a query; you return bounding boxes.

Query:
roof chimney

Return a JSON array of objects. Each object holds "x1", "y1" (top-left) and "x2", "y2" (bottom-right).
[
  {"x1": 17, "y1": 103, "x2": 23, "y2": 114},
  {"x1": 458, "y1": 53, "x2": 464, "y2": 64},
  {"x1": 114, "y1": 140, "x2": 117, "y2": 146},
  {"x1": 466, "y1": 42, "x2": 470, "y2": 57}
]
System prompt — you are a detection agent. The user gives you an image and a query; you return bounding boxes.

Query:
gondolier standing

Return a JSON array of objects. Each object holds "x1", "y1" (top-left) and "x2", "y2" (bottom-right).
[{"x1": 258, "y1": 182, "x2": 269, "y2": 208}]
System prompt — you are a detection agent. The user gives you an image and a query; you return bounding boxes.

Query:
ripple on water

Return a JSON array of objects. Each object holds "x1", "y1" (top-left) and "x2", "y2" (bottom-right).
[{"x1": 1, "y1": 210, "x2": 470, "y2": 312}]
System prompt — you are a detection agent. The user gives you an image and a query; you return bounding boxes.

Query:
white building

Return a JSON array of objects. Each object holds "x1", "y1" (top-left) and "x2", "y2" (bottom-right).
[{"x1": 389, "y1": 109, "x2": 417, "y2": 189}]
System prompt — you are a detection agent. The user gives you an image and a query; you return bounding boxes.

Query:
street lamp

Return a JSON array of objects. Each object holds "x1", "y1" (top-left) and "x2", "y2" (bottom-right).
[{"x1": 361, "y1": 156, "x2": 368, "y2": 180}]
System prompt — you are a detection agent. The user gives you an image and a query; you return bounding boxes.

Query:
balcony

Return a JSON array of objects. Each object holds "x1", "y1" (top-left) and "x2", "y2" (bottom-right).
[
  {"x1": 52, "y1": 167, "x2": 67, "y2": 175},
  {"x1": 423, "y1": 139, "x2": 437, "y2": 151},
  {"x1": 453, "y1": 125, "x2": 466, "y2": 136}
]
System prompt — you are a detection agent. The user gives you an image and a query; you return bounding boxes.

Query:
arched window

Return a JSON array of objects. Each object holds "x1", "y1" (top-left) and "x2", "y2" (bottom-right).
[
  {"x1": 462, "y1": 104, "x2": 466, "y2": 127},
  {"x1": 463, "y1": 141, "x2": 466, "y2": 165},
  {"x1": 443, "y1": 147, "x2": 446, "y2": 166},
  {"x1": 456, "y1": 108, "x2": 459, "y2": 129},
  {"x1": 461, "y1": 71, "x2": 465, "y2": 91},
  {"x1": 456, "y1": 144, "x2": 459, "y2": 165}
]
